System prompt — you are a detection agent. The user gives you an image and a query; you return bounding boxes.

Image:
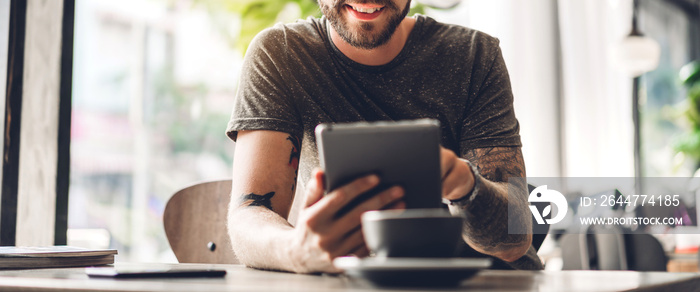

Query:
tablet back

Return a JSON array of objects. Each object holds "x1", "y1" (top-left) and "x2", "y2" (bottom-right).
[{"x1": 316, "y1": 119, "x2": 442, "y2": 209}]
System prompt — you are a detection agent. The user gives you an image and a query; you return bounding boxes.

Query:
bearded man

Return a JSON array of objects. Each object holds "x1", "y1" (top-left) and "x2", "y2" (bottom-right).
[{"x1": 226, "y1": 0, "x2": 542, "y2": 273}]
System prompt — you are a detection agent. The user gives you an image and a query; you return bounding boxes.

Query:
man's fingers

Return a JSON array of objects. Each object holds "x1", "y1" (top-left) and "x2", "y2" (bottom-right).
[
  {"x1": 311, "y1": 174, "x2": 380, "y2": 219},
  {"x1": 330, "y1": 186, "x2": 404, "y2": 237},
  {"x1": 332, "y1": 228, "x2": 366, "y2": 258},
  {"x1": 440, "y1": 147, "x2": 457, "y2": 179},
  {"x1": 348, "y1": 245, "x2": 370, "y2": 258},
  {"x1": 305, "y1": 168, "x2": 325, "y2": 207}
]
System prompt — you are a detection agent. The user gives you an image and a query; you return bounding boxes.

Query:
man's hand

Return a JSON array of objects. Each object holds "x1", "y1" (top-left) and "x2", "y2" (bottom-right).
[
  {"x1": 440, "y1": 147, "x2": 475, "y2": 201},
  {"x1": 286, "y1": 169, "x2": 405, "y2": 274}
]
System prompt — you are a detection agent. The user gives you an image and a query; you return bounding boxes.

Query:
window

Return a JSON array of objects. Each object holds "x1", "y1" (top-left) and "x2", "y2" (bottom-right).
[
  {"x1": 70, "y1": 0, "x2": 239, "y2": 262},
  {"x1": 639, "y1": 0, "x2": 700, "y2": 177}
]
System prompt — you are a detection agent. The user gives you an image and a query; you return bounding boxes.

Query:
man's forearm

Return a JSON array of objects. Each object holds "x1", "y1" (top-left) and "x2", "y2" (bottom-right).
[
  {"x1": 450, "y1": 147, "x2": 532, "y2": 262},
  {"x1": 448, "y1": 178, "x2": 531, "y2": 262},
  {"x1": 227, "y1": 131, "x2": 303, "y2": 272},
  {"x1": 228, "y1": 206, "x2": 297, "y2": 272}
]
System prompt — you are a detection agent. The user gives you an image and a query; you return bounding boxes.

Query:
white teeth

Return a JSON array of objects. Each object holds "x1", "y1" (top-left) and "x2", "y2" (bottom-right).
[{"x1": 350, "y1": 6, "x2": 382, "y2": 13}]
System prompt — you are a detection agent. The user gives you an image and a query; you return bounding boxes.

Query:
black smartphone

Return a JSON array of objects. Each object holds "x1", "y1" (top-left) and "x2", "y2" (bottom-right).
[{"x1": 85, "y1": 267, "x2": 227, "y2": 278}]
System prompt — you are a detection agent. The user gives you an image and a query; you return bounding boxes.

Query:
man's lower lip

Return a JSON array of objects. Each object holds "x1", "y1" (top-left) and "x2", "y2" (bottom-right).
[{"x1": 344, "y1": 5, "x2": 383, "y2": 21}]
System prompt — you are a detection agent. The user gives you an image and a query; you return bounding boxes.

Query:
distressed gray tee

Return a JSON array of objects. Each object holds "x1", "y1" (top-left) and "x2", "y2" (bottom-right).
[{"x1": 227, "y1": 15, "x2": 541, "y2": 270}]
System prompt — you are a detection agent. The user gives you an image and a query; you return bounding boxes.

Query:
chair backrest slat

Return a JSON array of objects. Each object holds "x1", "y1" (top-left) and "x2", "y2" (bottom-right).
[{"x1": 164, "y1": 180, "x2": 238, "y2": 264}]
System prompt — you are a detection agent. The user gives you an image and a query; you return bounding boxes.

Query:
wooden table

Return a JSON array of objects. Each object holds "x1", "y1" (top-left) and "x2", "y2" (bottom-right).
[{"x1": 0, "y1": 263, "x2": 698, "y2": 292}]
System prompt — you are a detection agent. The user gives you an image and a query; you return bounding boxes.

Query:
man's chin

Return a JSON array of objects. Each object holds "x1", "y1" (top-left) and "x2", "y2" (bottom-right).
[
  {"x1": 327, "y1": 5, "x2": 408, "y2": 50},
  {"x1": 343, "y1": 30, "x2": 391, "y2": 49}
]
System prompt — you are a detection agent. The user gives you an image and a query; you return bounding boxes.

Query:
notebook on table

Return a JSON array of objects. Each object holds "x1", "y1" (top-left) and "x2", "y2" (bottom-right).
[{"x1": 0, "y1": 246, "x2": 117, "y2": 269}]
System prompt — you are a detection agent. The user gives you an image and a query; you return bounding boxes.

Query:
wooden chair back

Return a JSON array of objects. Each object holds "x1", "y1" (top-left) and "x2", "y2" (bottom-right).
[{"x1": 163, "y1": 180, "x2": 238, "y2": 264}]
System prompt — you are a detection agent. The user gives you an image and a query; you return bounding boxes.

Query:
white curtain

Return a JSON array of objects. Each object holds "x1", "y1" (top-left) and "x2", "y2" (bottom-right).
[{"x1": 558, "y1": 0, "x2": 634, "y2": 178}]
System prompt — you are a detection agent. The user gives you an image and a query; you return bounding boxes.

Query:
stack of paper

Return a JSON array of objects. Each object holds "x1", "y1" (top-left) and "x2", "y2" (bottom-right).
[{"x1": 0, "y1": 246, "x2": 117, "y2": 269}]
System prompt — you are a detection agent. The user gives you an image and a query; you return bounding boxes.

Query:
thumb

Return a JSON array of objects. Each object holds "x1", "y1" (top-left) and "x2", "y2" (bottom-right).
[{"x1": 304, "y1": 168, "x2": 325, "y2": 207}]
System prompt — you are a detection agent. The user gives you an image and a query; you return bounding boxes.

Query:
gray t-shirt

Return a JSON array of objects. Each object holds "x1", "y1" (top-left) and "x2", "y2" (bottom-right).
[{"x1": 227, "y1": 15, "x2": 540, "y2": 270}]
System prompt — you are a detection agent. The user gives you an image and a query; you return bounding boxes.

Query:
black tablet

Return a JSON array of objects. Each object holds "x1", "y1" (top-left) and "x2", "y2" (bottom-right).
[{"x1": 315, "y1": 119, "x2": 442, "y2": 214}]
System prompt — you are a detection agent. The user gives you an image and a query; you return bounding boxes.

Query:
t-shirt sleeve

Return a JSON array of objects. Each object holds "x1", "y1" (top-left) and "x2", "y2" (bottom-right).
[
  {"x1": 459, "y1": 41, "x2": 521, "y2": 156},
  {"x1": 226, "y1": 27, "x2": 303, "y2": 142}
]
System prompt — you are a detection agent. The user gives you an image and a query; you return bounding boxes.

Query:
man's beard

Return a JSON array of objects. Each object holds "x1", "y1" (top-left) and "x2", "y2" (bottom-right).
[{"x1": 319, "y1": 0, "x2": 412, "y2": 50}]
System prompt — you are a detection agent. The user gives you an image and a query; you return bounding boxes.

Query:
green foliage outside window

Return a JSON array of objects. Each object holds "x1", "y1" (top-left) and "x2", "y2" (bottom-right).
[{"x1": 672, "y1": 60, "x2": 700, "y2": 167}]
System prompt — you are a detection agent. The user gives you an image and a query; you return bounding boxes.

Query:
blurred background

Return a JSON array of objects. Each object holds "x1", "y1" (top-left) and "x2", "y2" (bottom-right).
[{"x1": 4, "y1": 0, "x2": 697, "y2": 270}]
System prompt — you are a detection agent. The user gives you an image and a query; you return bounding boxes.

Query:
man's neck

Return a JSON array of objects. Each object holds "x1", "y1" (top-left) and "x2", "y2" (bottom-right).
[{"x1": 329, "y1": 17, "x2": 416, "y2": 66}]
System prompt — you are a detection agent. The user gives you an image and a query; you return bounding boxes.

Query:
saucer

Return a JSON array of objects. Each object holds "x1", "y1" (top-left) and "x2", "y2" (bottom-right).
[{"x1": 333, "y1": 256, "x2": 491, "y2": 287}]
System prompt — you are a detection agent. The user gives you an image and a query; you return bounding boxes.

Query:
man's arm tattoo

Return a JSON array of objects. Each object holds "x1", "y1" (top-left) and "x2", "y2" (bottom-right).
[
  {"x1": 286, "y1": 135, "x2": 301, "y2": 192},
  {"x1": 456, "y1": 147, "x2": 530, "y2": 256},
  {"x1": 464, "y1": 147, "x2": 526, "y2": 183},
  {"x1": 239, "y1": 192, "x2": 276, "y2": 211}
]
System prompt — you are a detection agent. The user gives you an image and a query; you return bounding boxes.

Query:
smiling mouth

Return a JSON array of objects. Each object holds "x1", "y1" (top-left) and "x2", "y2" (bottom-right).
[
  {"x1": 346, "y1": 4, "x2": 384, "y2": 14},
  {"x1": 344, "y1": 3, "x2": 385, "y2": 20}
]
